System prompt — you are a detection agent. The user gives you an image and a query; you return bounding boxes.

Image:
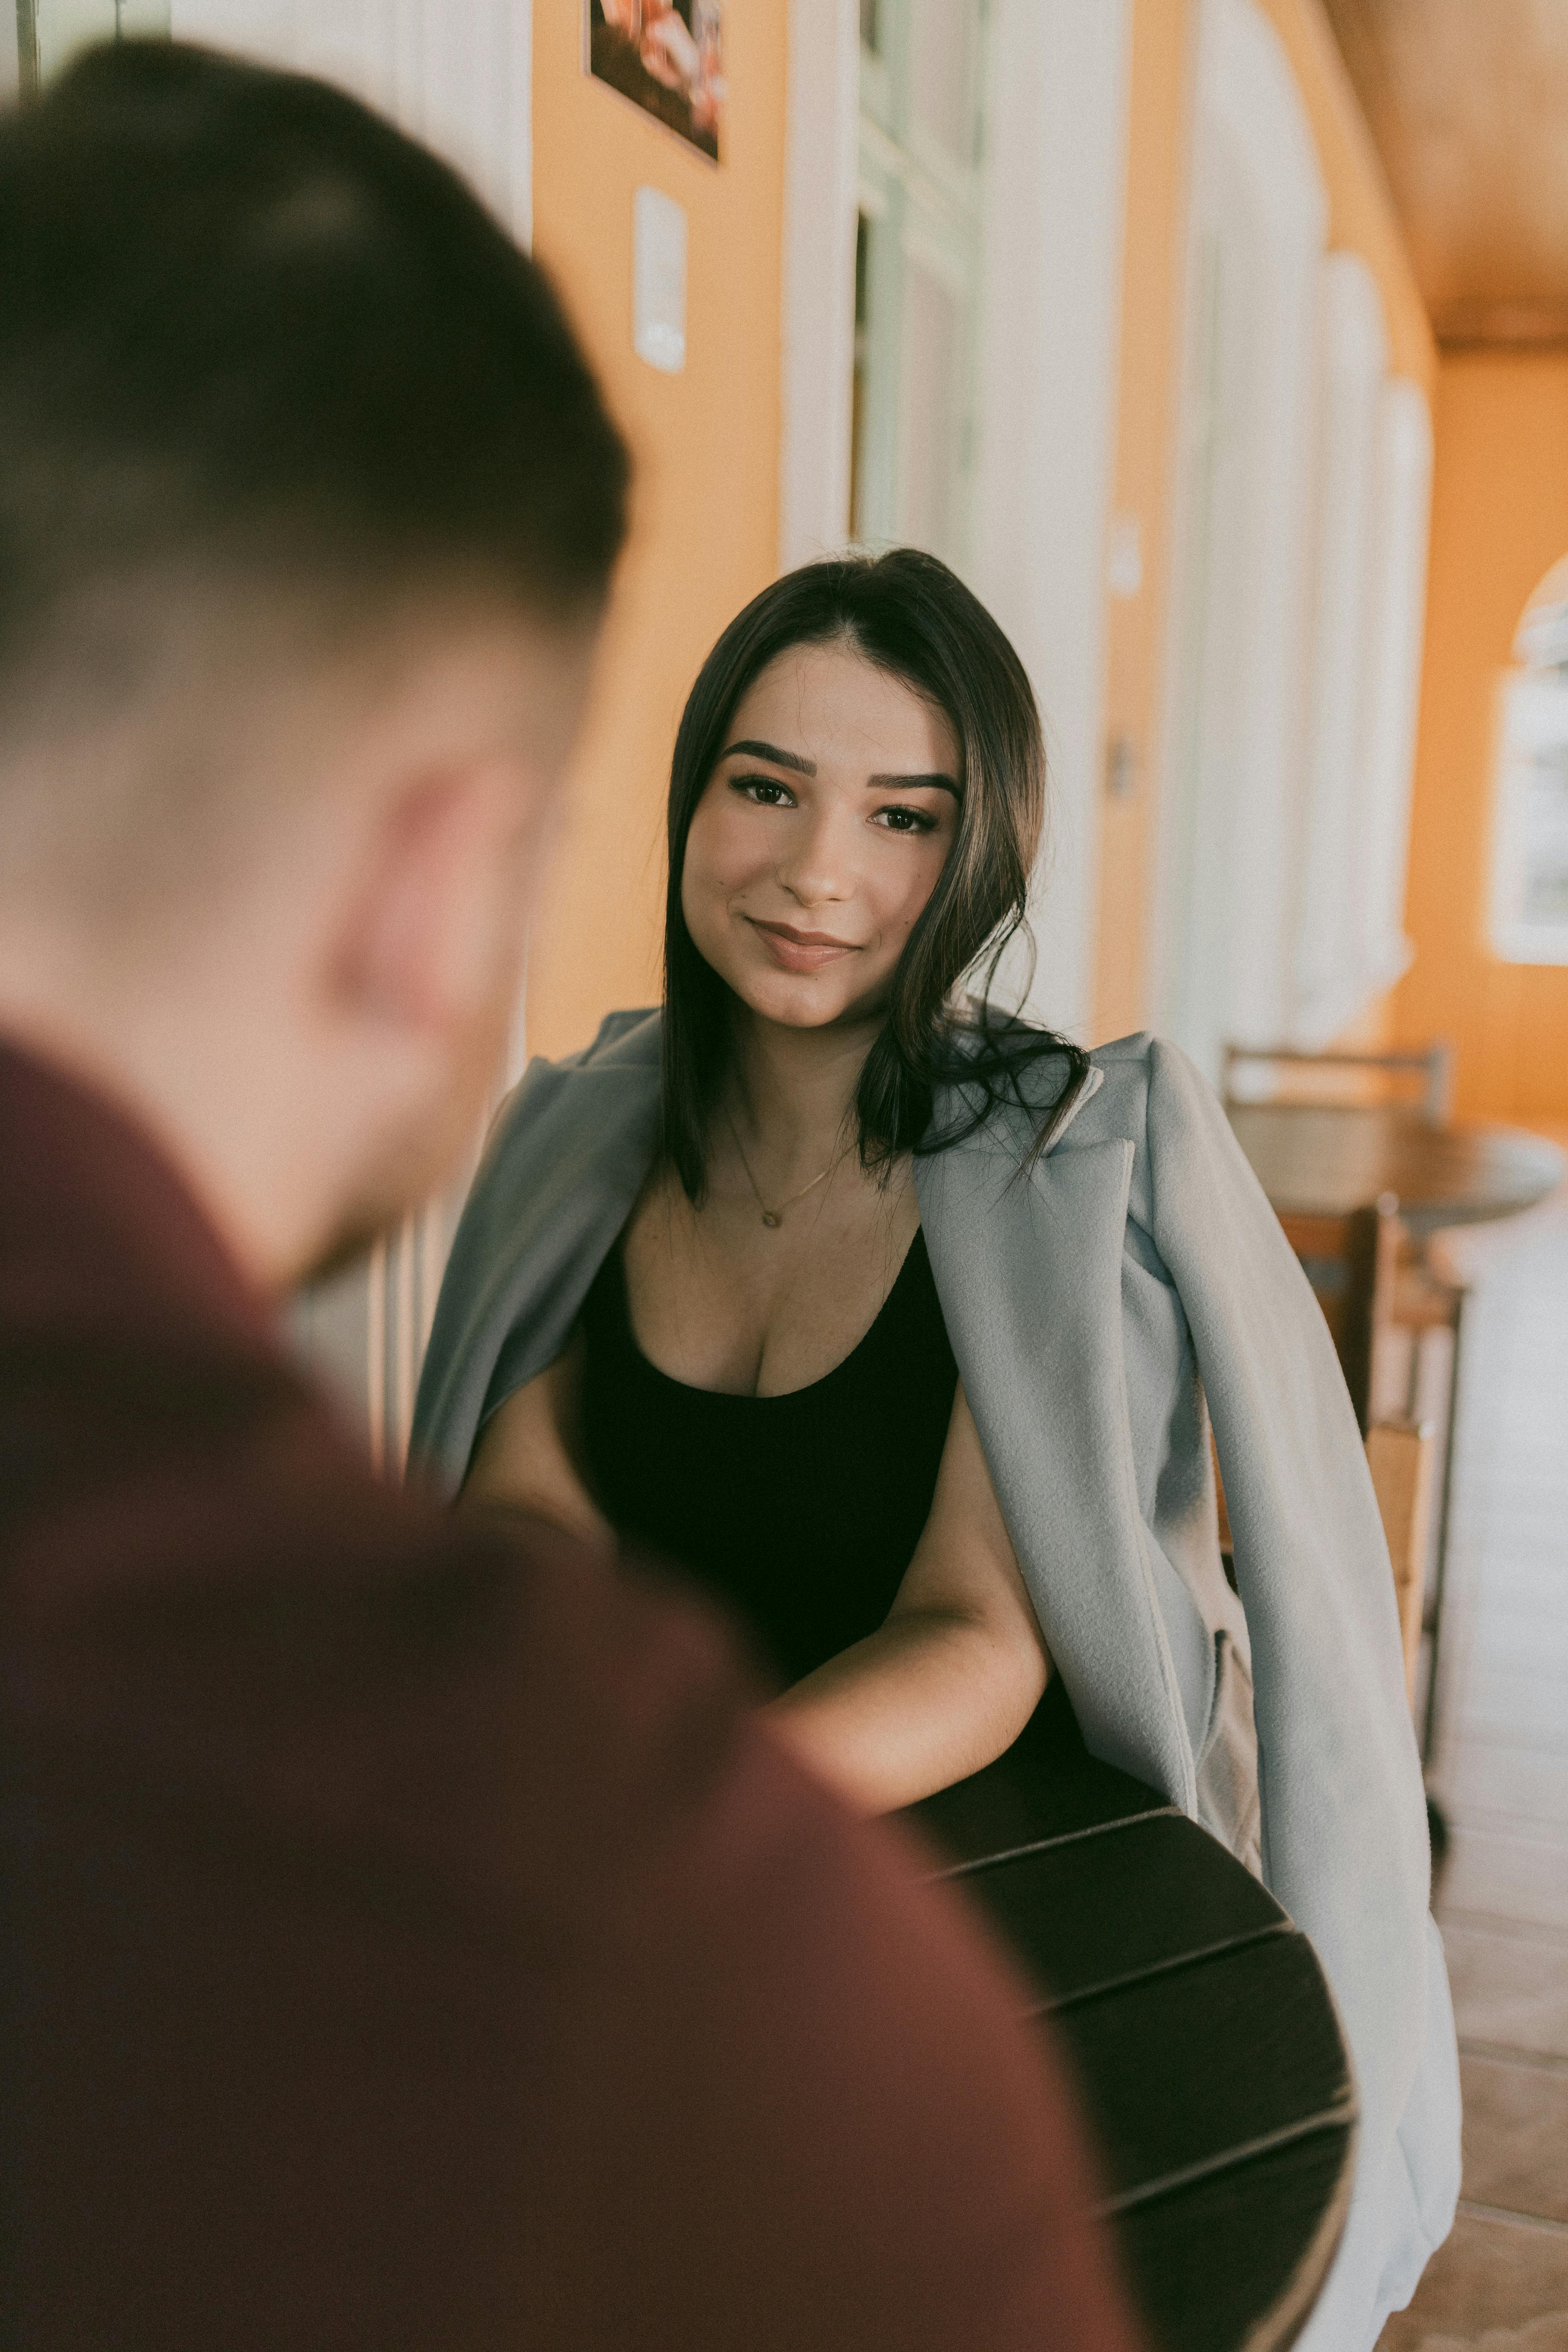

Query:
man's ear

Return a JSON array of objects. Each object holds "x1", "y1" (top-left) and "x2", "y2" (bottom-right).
[{"x1": 327, "y1": 761, "x2": 522, "y2": 1040}]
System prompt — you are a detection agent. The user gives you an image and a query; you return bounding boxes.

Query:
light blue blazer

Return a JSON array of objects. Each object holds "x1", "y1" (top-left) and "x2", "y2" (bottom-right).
[{"x1": 412, "y1": 1009, "x2": 1460, "y2": 2351}]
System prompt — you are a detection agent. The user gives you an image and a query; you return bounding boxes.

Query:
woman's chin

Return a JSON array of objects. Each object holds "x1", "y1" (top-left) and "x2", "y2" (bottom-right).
[{"x1": 725, "y1": 969, "x2": 887, "y2": 1035}]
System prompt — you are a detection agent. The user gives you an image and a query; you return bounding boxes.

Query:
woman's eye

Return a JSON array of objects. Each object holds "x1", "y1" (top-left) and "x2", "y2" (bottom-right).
[
  {"x1": 875, "y1": 805, "x2": 939, "y2": 835},
  {"x1": 731, "y1": 775, "x2": 795, "y2": 808}
]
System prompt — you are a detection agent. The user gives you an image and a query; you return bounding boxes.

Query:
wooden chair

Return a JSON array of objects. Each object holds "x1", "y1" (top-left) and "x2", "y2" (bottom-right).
[
  {"x1": 1271, "y1": 1198, "x2": 1455, "y2": 1736},
  {"x1": 1228, "y1": 1061, "x2": 1464, "y2": 1753},
  {"x1": 1364, "y1": 1419, "x2": 1438, "y2": 1706},
  {"x1": 1277, "y1": 1196, "x2": 1402, "y2": 1435},
  {"x1": 1220, "y1": 1038, "x2": 1461, "y2": 1765},
  {"x1": 1222, "y1": 1040, "x2": 1455, "y2": 1124},
  {"x1": 1386, "y1": 1245, "x2": 1467, "y2": 1763},
  {"x1": 1212, "y1": 1416, "x2": 1436, "y2": 1711}
]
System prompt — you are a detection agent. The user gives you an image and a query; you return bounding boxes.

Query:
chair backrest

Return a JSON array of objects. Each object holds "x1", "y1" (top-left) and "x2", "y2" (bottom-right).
[
  {"x1": 1211, "y1": 1416, "x2": 1434, "y2": 1711},
  {"x1": 1364, "y1": 1419, "x2": 1438, "y2": 1706},
  {"x1": 1277, "y1": 1197, "x2": 1402, "y2": 1434},
  {"x1": 1222, "y1": 1041, "x2": 1454, "y2": 1124}
]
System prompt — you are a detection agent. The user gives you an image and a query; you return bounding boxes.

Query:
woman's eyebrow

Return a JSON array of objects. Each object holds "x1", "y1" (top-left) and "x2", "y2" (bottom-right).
[
  {"x1": 719, "y1": 737, "x2": 815, "y2": 775},
  {"x1": 719, "y1": 740, "x2": 960, "y2": 799},
  {"x1": 867, "y1": 770, "x2": 961, "y2": 799}
]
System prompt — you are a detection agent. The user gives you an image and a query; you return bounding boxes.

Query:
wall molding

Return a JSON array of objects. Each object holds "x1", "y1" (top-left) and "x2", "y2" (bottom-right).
[{"x1": 778, "y1": 0, "x2": 859, "y2": 571}]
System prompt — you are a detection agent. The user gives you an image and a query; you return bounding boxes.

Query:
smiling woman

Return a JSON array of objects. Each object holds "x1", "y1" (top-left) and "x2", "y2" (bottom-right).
[{"x1": 429, "y1": 548, "x2": 1091, "y2": 1813}]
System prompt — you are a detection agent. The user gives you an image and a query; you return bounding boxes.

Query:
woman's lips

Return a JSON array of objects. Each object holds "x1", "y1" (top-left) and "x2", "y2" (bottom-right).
[{"x1": 748, "y1": 918, "x2": 861, "y2": 974}]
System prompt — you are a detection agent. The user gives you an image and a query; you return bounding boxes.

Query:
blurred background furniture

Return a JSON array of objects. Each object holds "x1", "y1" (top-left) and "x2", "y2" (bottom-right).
[
  {"x1": 1213, "y1": 1415, "x2": 1435, "y2": 1706},
  {"x1": 1223, "y1": 1041, "x2": 1566, "y2": 1781},
  {"x1": 908, "y1": 1683, "x2": 1355, "y2": 2352},
  {"x1": 1223, "y1": 1041, "x2": 1454, "y2": 1125},
  {"x1": 1272, "y1": 1196, "x2": 1401, "y2": 1433},
  {"x1": 1364, "y1": 1418, "x2": 1438, "y2": 1707},
  {"x1": 1224, "y1": 1100, "x2": 1560, "y2": 1237}
]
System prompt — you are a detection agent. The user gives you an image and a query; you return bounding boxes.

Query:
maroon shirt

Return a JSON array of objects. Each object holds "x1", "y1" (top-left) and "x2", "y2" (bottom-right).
[{"x1": 1, "y1": 1036, "x2": 1143, "y2": 2352}]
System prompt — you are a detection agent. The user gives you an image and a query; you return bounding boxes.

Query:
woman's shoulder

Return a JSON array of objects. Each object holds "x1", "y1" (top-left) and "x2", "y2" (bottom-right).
[
  {"x1": 1078, "y1": 1034, "x2": 1275, "y2": 1257},
  {"x1": 475, "y1": 1006, "x2": 662, "y2": 1185},
  {"x1": 944, "y1": 1018, "x2": 1219, "y2": 1130},
  {"x1": 1078, "y1": 1033, "x2": 1240, "y2": 1171},
  {"x1": 556, "y1": 1004, "x2": 663, "y2": 1075},
  {"x1": 490, "y1": 1004, "x2": 660, "y2": 1121},
  {"x1": 965, "y1": 1027, "x2": 1233, "y2": 1184},
  {"x1": 1089, "y1": 1028, "x2": 1157, "y2": 1074},
  {"x1": 1085, "y1": 1032, "x2": 1231, "y2": 1119}
]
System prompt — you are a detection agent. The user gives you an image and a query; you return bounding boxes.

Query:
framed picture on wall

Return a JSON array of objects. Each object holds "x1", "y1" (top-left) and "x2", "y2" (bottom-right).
[{"x1": 585, "y1": 2, "x2": 723, "y2": 162}]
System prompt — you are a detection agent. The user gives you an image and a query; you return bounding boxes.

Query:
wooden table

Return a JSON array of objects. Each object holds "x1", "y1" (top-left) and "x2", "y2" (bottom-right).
[
  {"x1": 1228, "y1": 1101, "x2": 1566, "y2": 1237},
  {"x1": 906, "y1": 1684, "x2": 1355, "y2": 2352},
  {"x1": 1229, "y1": 1101, "x2": 1564, "y2": 1772}
]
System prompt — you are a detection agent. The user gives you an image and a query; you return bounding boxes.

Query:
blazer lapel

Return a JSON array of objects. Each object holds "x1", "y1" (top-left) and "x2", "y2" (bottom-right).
[{"x1": 916, "y1": 1128, "x2": 1198, "y2": 1808}]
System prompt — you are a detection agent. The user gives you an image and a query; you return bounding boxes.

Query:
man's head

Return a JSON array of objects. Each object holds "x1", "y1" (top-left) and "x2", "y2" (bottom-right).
[{"x1": 0, "y1": 40, "x2": 628, "y2": 1285}]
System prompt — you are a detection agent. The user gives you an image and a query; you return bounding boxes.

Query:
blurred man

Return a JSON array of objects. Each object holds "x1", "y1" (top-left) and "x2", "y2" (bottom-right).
[{"x1": 0, "y1": 43, "x2": 1142, "y2": 2350}]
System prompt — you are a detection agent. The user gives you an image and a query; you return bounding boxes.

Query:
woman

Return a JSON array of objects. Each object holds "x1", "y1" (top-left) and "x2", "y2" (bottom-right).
[
  {"x1": 462, "y1": 553, "x2": 1080, "y2": 1816},
  {"x1": 413, "y1": 550, "x2": 1456, "y2": 2349}
]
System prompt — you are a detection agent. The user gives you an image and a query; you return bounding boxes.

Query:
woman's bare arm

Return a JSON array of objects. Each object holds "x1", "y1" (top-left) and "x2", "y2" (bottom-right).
[
  {"x1": 461, "y1": 1327, "x2": 615, "y2": 1550},
  {"x1": 764, "y1": 1381, "x2": 1050, "y2": 1814},
  {"x1": 467, "y1": 1351, "x2": 1046, "y2": 1814}
]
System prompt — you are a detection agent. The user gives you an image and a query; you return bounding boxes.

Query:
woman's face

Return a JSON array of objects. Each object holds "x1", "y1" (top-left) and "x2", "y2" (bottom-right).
[{"x1": 681, "y1": 640, "x2": 961, "y2": 1032}]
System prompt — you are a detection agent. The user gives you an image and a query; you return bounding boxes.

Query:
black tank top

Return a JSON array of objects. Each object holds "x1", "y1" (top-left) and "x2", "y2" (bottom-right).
[{"x1": 580, "y1": 1232, "x2": 959, "y2": 1684}]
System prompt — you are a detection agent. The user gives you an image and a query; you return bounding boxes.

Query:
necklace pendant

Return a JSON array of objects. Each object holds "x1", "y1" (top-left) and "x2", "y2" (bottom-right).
[{"x1": 761, "y1": 1210, "x2": 781, "y2": 1229}]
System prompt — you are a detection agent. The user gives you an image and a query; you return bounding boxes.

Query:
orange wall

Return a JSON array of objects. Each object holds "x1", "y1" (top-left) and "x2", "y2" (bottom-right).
[
  {"x1": 1090, "y1": 0, "x2": 1436, "y2": 1046},
  {"x1": 525, "y1": 6, "x2": 787, "y2": 1062},
  {"x1": 1391, "y1": 353, "x2": 1568, "y2": 1126}
]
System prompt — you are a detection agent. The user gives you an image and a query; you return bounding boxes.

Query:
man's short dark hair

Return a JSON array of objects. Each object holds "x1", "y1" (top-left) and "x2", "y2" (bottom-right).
[{"x1": 0, "y1": 38, "x2": 629, "y2": 720}]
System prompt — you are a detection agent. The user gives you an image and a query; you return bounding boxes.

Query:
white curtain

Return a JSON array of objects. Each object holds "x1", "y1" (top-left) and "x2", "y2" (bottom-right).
[
  {"x1": 1153, "y1": 0, "x2": 1328, "y2": 1079},
  {"x1": 971, "y1": 0, "x2": 1133, "y2": 1040},
  {"x1": 1155, "y1": 0, "x2": 1432, "y2": 1079}
]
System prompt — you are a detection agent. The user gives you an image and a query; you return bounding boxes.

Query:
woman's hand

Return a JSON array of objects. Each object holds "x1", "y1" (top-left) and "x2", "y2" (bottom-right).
[
  {"x1": 461, "y1": 1327, "x2": 616, "y2": 1550},
  {"x1": 763, "y1": 1381, "x2": 1050, "y2": 1814}
]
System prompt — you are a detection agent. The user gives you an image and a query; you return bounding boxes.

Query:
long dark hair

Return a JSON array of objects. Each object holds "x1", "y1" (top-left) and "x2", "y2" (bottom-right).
[{"x1": 661, "y1": 547, "x2": 1090, "y2": 1200}]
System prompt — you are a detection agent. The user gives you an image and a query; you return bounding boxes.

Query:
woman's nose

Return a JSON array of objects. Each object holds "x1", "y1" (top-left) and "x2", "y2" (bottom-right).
[{"x1": 775, "y1": 803, "x2": 855, "y2": 905}]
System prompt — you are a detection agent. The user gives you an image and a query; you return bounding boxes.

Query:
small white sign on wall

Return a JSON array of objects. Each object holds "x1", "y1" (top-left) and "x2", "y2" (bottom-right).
[{"x1": 633, "y1": 184, "x2": 688, "y2": 373}]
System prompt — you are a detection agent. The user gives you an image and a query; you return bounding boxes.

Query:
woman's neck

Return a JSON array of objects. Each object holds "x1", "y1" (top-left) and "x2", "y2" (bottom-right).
[{"x1": 724, "y1": 1006, "x2": 880, "y2": 1176}]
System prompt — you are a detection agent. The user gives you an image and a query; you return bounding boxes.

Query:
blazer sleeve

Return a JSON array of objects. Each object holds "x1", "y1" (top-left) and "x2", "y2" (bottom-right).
[{"x1": 1141, "y1": 1039, "x2": 1453, "y2": 2318}]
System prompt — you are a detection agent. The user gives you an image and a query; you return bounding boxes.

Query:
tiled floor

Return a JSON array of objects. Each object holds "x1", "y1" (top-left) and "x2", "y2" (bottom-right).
[{"x1": 1376, "y1": 1190, "x2": 1568, "y2": 2352}]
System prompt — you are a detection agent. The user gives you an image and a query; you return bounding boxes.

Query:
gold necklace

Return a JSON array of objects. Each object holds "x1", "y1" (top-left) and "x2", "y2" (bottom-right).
[{"x1": 723, "y1": 1108, "x2": 844, "y2": 1229}]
